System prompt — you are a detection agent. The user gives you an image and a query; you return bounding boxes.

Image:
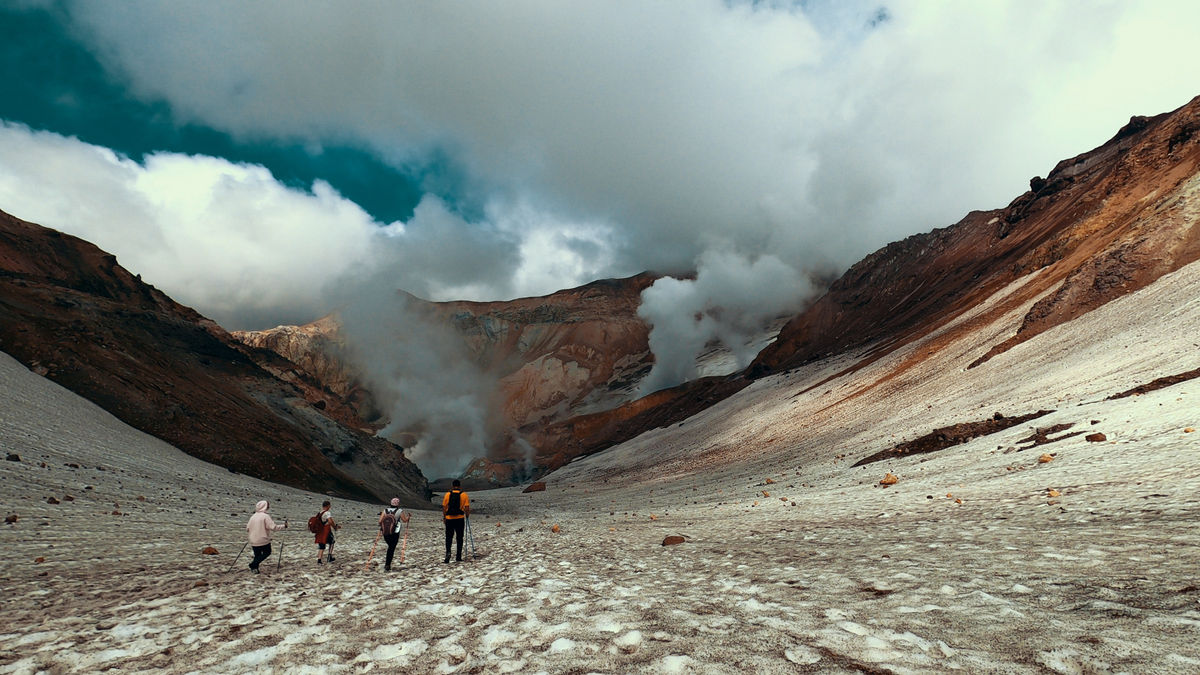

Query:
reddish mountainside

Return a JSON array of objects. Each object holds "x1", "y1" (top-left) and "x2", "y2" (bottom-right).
[
  {"x1": 238, "y1": 274, "x2": 659, "y2": 484},
  {"x1": 239, "y1": 95, "x2": 1200, "y2": 487},
  {"x1": 0, "y1": 211, "x2": 429, "y2": 507},
  {"x1": 751, "y1": 95, "x2": 1200, "y2": 380}
]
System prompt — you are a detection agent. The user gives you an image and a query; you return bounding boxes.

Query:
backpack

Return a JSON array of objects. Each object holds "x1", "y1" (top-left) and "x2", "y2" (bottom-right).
[
  {"x1": 445, "y1": 490, "x2": 463, "y2": 517},
  {"x1": 307, "y1": 513, "x2": 322, "y2": 534},
  {"x1": 381, "y1": 507, "x2": 399, "y2": 535}
]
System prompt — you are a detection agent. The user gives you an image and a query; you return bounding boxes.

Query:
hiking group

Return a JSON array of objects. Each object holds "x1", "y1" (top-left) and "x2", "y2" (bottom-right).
[{"x1": 240, "y1": 482, "x2": 471, "y2": 572}]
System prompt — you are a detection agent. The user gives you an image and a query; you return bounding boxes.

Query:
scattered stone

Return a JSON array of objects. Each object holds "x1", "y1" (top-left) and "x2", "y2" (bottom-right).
[
  {"x1": 495, "y1": 522, "x2": 502, "y2": 527},
  {"x1": 523, "y1": 482, "x2": 547, "y2": 493},
  {"x1": 765, "y1": 478, "x2": 776, "y2": 484},
  {"x1": 34, "y1": 557, "x2": 45, "y2": 563},
  {"x1": 880, "y1": 473, "x2": 899, "y2": 485},
  {"x1": 649, "y1": 515, "x2": 657, "y2": 520},
  {"x1": 65, "y1": 463, "x2": 79, "y2": 469},
  {"x1": 662, "y1": 535, "x2": 686, "y2": 546},
  {"x1": 1186, "y1": 428, "x2": 1195, "y2": 433},
  {"x1": 5, "y1": 453, "x2": 19, "y2": 462},
  {"x1": 1085, "y1": 433, "x2": 1107, "y2": 442},
  {"x1": 550, "y1": 524, "x2": 560, "y2": 534},
  {"x1": 194, "y1": 580, "x2": 209, "y2": 588},
  {"x1": 63, "y1": 495, "x2": 74, "y2": 501},
  {"x1": 1048, "y1": 489, "x2": 1062, "y2": 497},
  {"x1": 46, "y1": 496, "x2": 60, "y2": 505},
  {"x1": 955, "y1": 499, "x2": 963, "y2": 504},
  {"x1": 201, "y1": 546, "x2": 219, "y2": 555},
  {"x1": 137, "y1": 495, "x2": 146, "y2": 501},
  {"x1": 112, "y1": 510, "x2": 122, "y2": 516},
  {"x1": 1091, "y1": 420, "x2": 1101, "y2": 425},
  {"x1": 5, "y1": 514, "x2": 17, "y2": 524},
  {"x1": 762, "y1": 490, "x2": 771, "y2": 497},
  {"x1": 1038, "y1": 453, "x2": 1055, "y2": 463}
]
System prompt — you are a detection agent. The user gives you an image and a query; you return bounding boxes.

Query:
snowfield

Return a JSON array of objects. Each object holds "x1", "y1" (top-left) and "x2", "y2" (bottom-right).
[{"x1": 3, "y1": 261, "x2": 1200, "y2": 674}]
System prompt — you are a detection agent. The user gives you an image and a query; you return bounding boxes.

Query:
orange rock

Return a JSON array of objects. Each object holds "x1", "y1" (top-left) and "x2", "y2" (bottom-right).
[
  {"x1": 522, "y1": 482, "x2": 547, "y2": 493},
  {"x1": 649, "y1": 515, "x2": 657, "y2": 520},
  {"x1": 137, "y1": 495, "x2": 146, "y2": 501},
  {"x1": 880, "y1": 473, "x2": 899, "y2": 485},
  {"x1": 495, "y1": 522, "x2": 502, "y2": 527},
  {"x1": 1038, "y1": 453, "x2": 1054, "y2": 463},
  {"x1": 662, "y1": 536, "x2": 686, "y2": 546},
  {"x1": 201, "y1": 546, "x2": 219, "y2": 555},
  {"x1": 955, "y1": 499, "x2": 963, "y2": 504},
  {"x1": 765, "y1": 478, "x2": 776, "y2": 484},
  {"x1": 34, "y1": 557, "x2": 45, "y2": 563},
  {"x1": 1185, "y1": 428, "x2": 1195, "y2": 433},
  {"x1": 1048, "y1": 489, "x2": 1061, "y2": 497},
  {"x1": 551, "y1": 524, "x2": 560, "y2": 533},
  {"x1": 193, "y1": 580, "x2": 209, "y2": 588},
  {"x1": 762, "y1": 490, "x2": 770, "y2": 497}
]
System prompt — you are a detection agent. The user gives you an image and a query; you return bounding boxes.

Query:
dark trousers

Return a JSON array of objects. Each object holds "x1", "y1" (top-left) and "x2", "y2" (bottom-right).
[
  {"x1": 250, "y1": 543, "x2": 272, "y2": 570},
  {"x1": 383, "y1": 532, "x2": 400, "y2": 568},
  {"x1": 444, "y1": 518, "x2": 464, "y2": 560}
]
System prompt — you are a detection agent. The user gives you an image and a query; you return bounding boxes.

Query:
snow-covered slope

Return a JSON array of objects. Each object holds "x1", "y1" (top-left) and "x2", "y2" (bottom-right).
[{"x1": 2, "y1": 255, "x2": 1198, "y2": 673}]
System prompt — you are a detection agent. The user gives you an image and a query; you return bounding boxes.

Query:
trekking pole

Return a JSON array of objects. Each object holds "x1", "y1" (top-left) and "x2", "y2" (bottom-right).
[
  {"x1": 277, "y1": 540, "x2": 284, "y2": 572},
  {"x1": 226, "y1": 542, "x2": 249, "y2": 573},
  {"x1": 399, "y1": 522, "x2": 409, "y2": 564},
  {"x1": 466, "y1": 517, "x2": 476, "y2": 559},
  {"x1": 363, "y1": 529, "x2": 381, "y2": 572}
]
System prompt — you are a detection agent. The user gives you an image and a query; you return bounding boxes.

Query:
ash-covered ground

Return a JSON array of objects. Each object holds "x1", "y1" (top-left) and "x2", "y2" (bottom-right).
[{"x1": 3, "y1": 262, "x2": 1200, "y2": 674}]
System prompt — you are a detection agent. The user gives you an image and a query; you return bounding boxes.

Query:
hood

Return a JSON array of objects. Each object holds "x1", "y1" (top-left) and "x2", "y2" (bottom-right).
[{"x1": 255, "y1": 500, "x2": 269, "y2": 513}]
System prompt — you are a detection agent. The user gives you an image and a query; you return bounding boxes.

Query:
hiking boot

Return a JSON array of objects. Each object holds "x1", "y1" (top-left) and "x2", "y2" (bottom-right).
[
  {"x1": 317, "y1": 558, "x2": 323, "y2": 565},
  {"x1": 327, "y1": 555, "x2": 336, "y2": 563},
  {"x1": 384, "y1": 564, "x2": 391, "y2": 572},
  {"x1": 251, "y1": 567, "x2": 260, "y2": 574},
  {"x1": 444, "y1": 555, "x2": 450, "y2": 564}
]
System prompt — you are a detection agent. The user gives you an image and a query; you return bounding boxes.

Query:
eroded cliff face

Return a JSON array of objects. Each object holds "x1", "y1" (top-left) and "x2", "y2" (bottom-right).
[
  {"x1": 0, "y1": 211, "x2": 429, "y2": 506},
  {"x1": 750, "y1": 95, "x2": 1200, "y2": 381},
  {"x1": 235, "y1": 274, "x2": 661, "y2": 484},
  {"x1": 235, "y1": 95, "x2": 1200, "y2": 488}
]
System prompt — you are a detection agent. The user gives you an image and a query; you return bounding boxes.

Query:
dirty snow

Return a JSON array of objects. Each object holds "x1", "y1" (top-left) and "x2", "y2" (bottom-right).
[{"x1": 2, "y1": 261, "x2": 1200, "y2": 673}]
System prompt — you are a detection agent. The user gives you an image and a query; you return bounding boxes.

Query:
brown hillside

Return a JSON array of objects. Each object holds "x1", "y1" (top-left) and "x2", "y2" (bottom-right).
[
  {"x1": 750, "y1": 95, "x2": 1200, "y2": 379},
  {"x1": 0, "y1": 211, "x2": 429, "y2": 506}
]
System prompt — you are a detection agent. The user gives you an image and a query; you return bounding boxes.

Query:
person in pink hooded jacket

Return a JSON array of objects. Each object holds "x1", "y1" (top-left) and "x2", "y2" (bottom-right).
[{"x1": 246, "y1": 500, "x2": 287, "y2": 574}]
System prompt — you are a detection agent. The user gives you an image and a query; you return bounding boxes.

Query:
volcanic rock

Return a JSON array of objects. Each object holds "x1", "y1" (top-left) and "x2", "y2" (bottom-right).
[
  {"x1": 201, "y1": 547, "x2": 218, "y2": 555},
  {"x1": 5, "y1": 453, "x2": 18, "y2": 461},
  {"x1": 522, "y1": 482, "x2": 547, "y2": 493},
  {"x1": 751, "y1": 95, "x2": 1200, "y2": 379},
  {"x1": 1086, "y1": 433, "x2": 1108, "y2": 442},
  {"x1": 0, "y1": 210, "x2": 429, "y2": 506},
  {"x1": 662, "y1": 536, "x2": 686, "y2": 546}
]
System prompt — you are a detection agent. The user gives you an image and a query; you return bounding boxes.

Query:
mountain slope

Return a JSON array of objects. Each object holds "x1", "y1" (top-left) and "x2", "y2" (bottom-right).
[
  {"x1": 0, "y1": 210, "x2": 429, "y2": 506},
  {"x1": 751, "y1": 95, "x2": 1200, "y2": 378}
]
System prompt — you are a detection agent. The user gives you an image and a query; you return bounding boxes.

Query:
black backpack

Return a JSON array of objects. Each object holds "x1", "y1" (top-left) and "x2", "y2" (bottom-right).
[
  {"x1": 380, "y1": 507, "x2": 399, "y2": 535},
  {"x1": 445, "y1": 490, "x2": 463, "y2": 517}
]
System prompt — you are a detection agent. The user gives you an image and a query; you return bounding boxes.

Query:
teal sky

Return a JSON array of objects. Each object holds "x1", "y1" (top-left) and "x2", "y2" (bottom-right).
[{"x1": 0, "y1": 4, "x2": 426, "y2": 224}]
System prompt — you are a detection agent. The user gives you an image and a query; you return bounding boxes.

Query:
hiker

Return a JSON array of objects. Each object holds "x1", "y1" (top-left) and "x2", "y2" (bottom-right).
[
  {"x1": 379, "y1": 497, "x2": 411, "y2": 571},
  {"x1": 245, "y1": 500, "x2": 287, "y2": 574},
  {"x1": 442, "y1": 480, "x2": 470, "y2": 563},
  {"x1": 314, "y1": 500, "x2": 339, "y2": 564}
]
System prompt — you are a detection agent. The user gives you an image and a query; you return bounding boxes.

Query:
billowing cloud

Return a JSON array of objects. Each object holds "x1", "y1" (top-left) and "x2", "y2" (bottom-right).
[{"x1": 4, "y1": 1, "x2": 1200, "y2": 471}]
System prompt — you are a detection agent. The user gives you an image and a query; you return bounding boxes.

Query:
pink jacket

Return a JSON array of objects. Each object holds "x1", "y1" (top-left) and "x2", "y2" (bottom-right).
[{"x1": 246, "y1": 500, "x2": 285, "y2": 546}]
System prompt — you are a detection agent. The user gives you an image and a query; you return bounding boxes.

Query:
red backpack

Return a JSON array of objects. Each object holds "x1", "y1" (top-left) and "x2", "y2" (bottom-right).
[{"x1": 307, "y1": 513, "x2": 323, "y2": 533}]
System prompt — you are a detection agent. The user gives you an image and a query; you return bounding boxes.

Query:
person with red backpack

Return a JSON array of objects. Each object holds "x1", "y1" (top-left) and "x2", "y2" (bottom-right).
[
  {"x1": 378, "y1": 497, "x2": 411, "y2": 572},
  {"x1": 442, "y1": 480, "x2": 469, "y2": 563},
  {"x1": 313, "y1": 500, "x2": 339, "y2": 564}
]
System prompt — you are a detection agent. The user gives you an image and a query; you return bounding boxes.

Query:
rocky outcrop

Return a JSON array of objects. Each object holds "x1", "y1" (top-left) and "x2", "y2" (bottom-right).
[
  {"x1": 750, "y1": 94, "x2": 1200, "y2": 379},
  {"x1": 239, "y1": 274, "x2": 661, "y2": 483},
  {"x1": 0, "y1": 210, "x2": 429, "y2": 506}
]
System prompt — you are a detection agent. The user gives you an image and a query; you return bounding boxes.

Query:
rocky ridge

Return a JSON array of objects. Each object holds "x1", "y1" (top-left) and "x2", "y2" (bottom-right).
[{"x1": 0, "y1": 211, "x2": 429, "y2": 506}]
